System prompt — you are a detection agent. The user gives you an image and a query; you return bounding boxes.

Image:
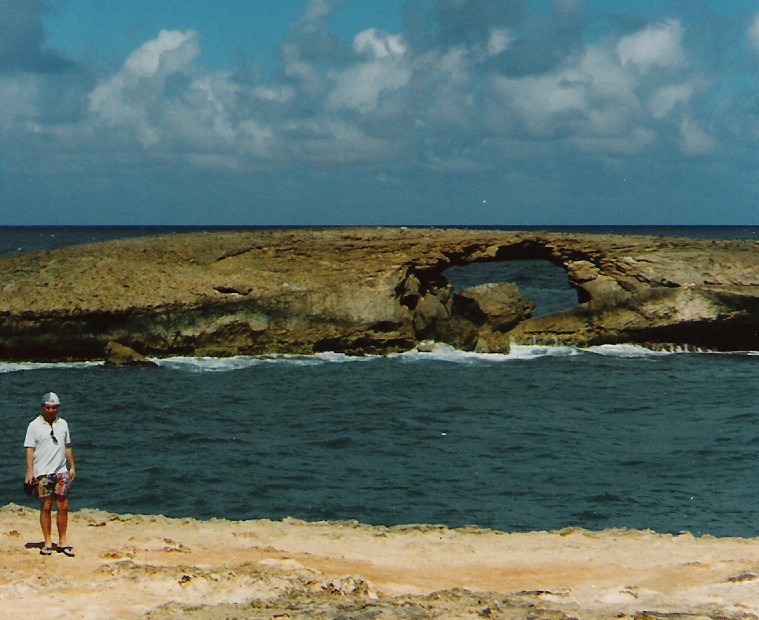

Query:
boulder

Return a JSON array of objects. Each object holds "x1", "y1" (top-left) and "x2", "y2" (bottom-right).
[
  {"x1": 412, "y1": 292, "x2": 450, "y2": 338},
  {"x1": 453, "y1": 283, "x2": 535, "y2": 331},
  {"x1": 104, "y1": 341, "x2": 158, "y2": 367}
]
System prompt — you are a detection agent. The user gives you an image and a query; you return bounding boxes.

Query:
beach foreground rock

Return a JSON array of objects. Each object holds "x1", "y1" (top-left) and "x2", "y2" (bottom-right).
[
  {"x1": 0, "y1": 228, "x2": 758, "y2": 360},
  {"x1": 2, "y1": 504, "x2": 759, "y2": 619}
]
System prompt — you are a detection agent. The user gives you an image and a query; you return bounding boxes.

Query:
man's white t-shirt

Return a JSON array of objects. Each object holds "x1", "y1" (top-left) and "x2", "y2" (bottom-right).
[{"x1": 24, "y1": 416, "x2": 70, "y2": 478}]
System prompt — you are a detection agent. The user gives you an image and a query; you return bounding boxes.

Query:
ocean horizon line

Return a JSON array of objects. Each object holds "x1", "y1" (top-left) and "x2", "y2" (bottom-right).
[{"x1": 2, "y1": 223, "x2": 758, "y2": 229}]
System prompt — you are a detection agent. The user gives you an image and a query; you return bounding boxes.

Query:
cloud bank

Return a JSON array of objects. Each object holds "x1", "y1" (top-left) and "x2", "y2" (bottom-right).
[{"x1": 1, "y1": 0, "x2": 758, "y2": 224}]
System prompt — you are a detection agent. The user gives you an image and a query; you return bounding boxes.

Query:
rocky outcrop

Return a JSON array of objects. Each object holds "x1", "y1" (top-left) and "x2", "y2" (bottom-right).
[
  {"x1": 104, "y1": 341, "x2": 158, "y2": 367},
  {"x1": 0, "y1": 228, "x2": 757, "y2": 361},
  {"x1": 454, "y1": 283, "x2": 536, "y2": 352}
]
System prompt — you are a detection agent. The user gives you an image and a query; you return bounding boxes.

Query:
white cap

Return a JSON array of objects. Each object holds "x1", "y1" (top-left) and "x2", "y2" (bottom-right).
[{"x1": 41, "y1": 392, "x2": 60, "y2": 406}]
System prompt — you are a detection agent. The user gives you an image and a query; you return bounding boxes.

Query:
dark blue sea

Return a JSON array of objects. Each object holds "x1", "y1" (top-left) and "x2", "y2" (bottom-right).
[{"x1": 1, "y1": 226, "x2": 758, "y2": 538}]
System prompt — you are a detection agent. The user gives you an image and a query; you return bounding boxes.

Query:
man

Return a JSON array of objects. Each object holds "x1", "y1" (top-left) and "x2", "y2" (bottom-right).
[{"x1": 24, "y1": 392, "x2": 77, "y2": 557}]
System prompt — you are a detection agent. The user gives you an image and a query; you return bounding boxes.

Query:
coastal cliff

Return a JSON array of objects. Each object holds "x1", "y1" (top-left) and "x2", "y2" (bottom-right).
[{"x1": 0, "y1": 228, "x2": 758, "y2": 361}]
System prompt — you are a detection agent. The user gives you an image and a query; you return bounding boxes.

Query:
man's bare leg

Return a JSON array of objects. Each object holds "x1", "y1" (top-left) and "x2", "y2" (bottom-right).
[
  {"x1": 56, "y1": 496, "x2": 69, "y2": 548},
  {"x1": 39, "y1": 496, "x2": 54, "y2": 548}
]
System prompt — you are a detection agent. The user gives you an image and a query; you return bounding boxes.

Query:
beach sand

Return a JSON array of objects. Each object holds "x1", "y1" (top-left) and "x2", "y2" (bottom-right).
[{"x1": 2, "y1": 503, "x2": 759, "y2": 619}]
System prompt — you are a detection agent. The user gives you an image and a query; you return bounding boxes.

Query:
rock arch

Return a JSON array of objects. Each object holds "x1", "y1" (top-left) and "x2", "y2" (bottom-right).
[
  {"x1": 402, "y1": 241, "x2": 586, "y2": 352},
  {"x1": 1, "y1": 228, "x2": 759, "y2": 360}
]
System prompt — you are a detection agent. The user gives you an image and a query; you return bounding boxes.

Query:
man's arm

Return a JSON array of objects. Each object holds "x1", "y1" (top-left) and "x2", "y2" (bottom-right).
[
  {"x1": 66, "y1": 445, "x2": 76, "y2": 482},
  {"x1": 25, "y1": 447, "x2": 35, "y2": 484}
]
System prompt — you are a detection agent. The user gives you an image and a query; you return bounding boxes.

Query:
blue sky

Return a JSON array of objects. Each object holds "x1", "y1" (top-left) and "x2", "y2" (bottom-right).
[{"x1": 2, "y1": 0, "x2": 759, "y2": 225}]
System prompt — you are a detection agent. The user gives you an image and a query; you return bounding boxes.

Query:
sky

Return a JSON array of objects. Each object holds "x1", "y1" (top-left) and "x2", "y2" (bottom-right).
[{"x1": 2, "y1": 0, "x2": 759, "y2": 226}]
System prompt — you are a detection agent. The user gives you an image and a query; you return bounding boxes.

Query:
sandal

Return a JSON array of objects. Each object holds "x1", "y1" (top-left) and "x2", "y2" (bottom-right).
[
  {"x1": 58, "y1": 546, "x2": 75, "y2": 557},
  {"x1": 40, "y1": 546, "x2": 54, "y2": 556}
]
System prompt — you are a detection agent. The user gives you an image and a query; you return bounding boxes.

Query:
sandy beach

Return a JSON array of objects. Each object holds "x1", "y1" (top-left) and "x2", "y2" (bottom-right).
[{"x1": 1, "y1": 504, "x2": 759, "y2": 619}]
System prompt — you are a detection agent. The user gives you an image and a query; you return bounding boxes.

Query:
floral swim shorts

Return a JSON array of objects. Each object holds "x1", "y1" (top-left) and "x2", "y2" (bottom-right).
[{"x1": 36, "y1": 473, "x2": 71, "y2": 499}]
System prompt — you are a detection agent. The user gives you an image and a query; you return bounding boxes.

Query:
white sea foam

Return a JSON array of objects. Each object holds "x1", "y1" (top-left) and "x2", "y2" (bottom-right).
[
  {"x1": 584, "y1": 344, "x2": 673, "y2": 358},
  {"x1": 0, "y1": 343, "x2": 756, "y2": 374},
  {"x1": 154, "y1": 356, "x2": 263, "y2": 372},
  {"x1": 0, "y1": 361, "x2": 102, "y2": 374},
  {"x1": 153, "y1": 351, "x2": 378, "y2": 372},
  {"x1": 397, "y1": 342, "x2": 719, "y2": 362},
  {"x1": 398, "y1": 343, "x2": 509, "y2": 363},
  {"x1": 508, "y1": 344, "x2": 583, "y2": 359},
  {"x1": 395, "y1": 342, "x2": 582, "y2": 364}
]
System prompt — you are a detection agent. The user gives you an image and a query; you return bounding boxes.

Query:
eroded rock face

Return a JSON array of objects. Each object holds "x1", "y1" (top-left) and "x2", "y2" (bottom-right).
[{"x1": 0, "y1": 228, "x2": 757, "y2": 361}]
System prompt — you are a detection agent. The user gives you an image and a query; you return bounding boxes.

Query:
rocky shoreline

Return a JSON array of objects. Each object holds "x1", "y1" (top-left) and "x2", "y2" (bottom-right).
[
  {"x1": 1, "y1": 228, "x2": 758, "y2": 361},
  {"x1": 3, "y1": 504, "x2": 759, "y2": 619}
]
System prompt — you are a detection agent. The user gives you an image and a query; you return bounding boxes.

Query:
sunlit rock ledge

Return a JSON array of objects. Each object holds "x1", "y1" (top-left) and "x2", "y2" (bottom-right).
[{"x1": 0, "y1": 227, "x2": 758, "y2": 361}]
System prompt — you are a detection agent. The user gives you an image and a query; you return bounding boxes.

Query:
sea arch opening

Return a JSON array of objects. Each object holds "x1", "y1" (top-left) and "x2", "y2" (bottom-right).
[{"x1": 443, "y1": 259, "x2": 580, "y2": 318}]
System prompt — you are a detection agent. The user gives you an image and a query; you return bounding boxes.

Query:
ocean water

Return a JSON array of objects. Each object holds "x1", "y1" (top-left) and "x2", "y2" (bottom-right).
[{"x1": 1, "y1": 226, "x2": 758, "y2": 538}]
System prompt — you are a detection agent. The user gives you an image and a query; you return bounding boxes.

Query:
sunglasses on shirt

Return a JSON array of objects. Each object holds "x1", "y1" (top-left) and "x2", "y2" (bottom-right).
[{"x1": 43, "y1": 405, "x2": 60, "y2": 445}]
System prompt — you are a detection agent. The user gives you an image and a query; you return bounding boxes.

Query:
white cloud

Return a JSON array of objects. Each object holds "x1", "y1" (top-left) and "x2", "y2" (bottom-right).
[
  {"x1": 485, "y1": 20, "x2": 703, "y2": 157},
  {"x1": 486, "y1": 28, "x2": 512, "y2": 58},
  {"x1": 0, "y1": 76, "x2": 40, "y2": 129},
  {"x1": 616, "y1": 20, "x2": 685, "y2": 71},
  {"x1": 88, "y1": 30, "x2": 282, "y2": 155},
  {"x1": 327, "y1": 61, "x2": 411, "y2": 112},
  {"x1": 250, "y1": 86, "x2": 295, "y2": 103},
  {"x1": 123, "y1": 29, "x2": 199, "y2": 78},
  {"x1": 83, "y1": 26, "x2": 398, "y2": 162},
  {"x1": 0, "y1": 5, "x2": 726, "y2": 195},
  {"x1": 281, "y1": 42, "x2": 324, "y2": 96},
  {"x1": 649, "y1": 83, "x2": 694, "y2": 119},
  {"x1": 4, "y1": 1, "x2": 759, "y2": 225},
  {"x1": 492, "y1": 70, "x2": 587, "y2": 135},
  {"x1": 490, "y1": 45, "x2": 641, "y2": 140},
  {"x1": 301, "y1": 0, "x2": 345, "y2": 22},
  {"x1": 89, "y1": 30, "x2": 201, "y2": 147},
  {"x1": 572, "y1": 127, "x2": 656, "y2": 155},
  {"x1": 283, "y1": 118, "x2": 392, "y2": 164},
  {"x1": 354, "y1": 28, "x2": 406, "y2": 59},
  {"x1": 327, "y1": 29, "x2": 410, "y2": 112},
  {"x1": 680, "y1": 117, "x2": 714, "y2": 155}
]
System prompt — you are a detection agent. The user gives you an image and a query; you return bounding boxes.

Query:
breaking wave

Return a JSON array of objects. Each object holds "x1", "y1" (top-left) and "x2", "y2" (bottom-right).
[
  {"x1": 0, "y1": 361, "x2": 102, "y2": 374},
  {"x1": 0, "y1": 342, "x2": 753, "y2": 374},
  {"x1": 153, "y1": 342, "x2": 741, "y2": 372}
]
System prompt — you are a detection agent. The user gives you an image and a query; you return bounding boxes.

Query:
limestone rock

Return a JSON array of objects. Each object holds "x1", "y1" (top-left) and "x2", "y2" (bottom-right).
[
  {"x1": 453, "y1": 282, "x2": 535, "y2": 331},
  {"x1": 444, "y1": 282, "x2": 535, "y2": 353},
  {"x1": 0, "y1": 228, "x2": 757, "y2": 360},
  {"x1": 412, "y1": 292, "x2": 450, "y2": 334},
  {"x1": 104, "y1": 341, "x2": 158, "y2": 367},
  {"x1": 325, "y1": 575, "x2": 379, "y2": 600}
]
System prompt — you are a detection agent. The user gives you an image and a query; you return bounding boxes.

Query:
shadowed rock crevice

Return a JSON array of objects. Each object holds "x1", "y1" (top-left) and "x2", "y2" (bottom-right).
[{"x1": 0, "y1": 228, "x2": 758, "y2": 361}]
